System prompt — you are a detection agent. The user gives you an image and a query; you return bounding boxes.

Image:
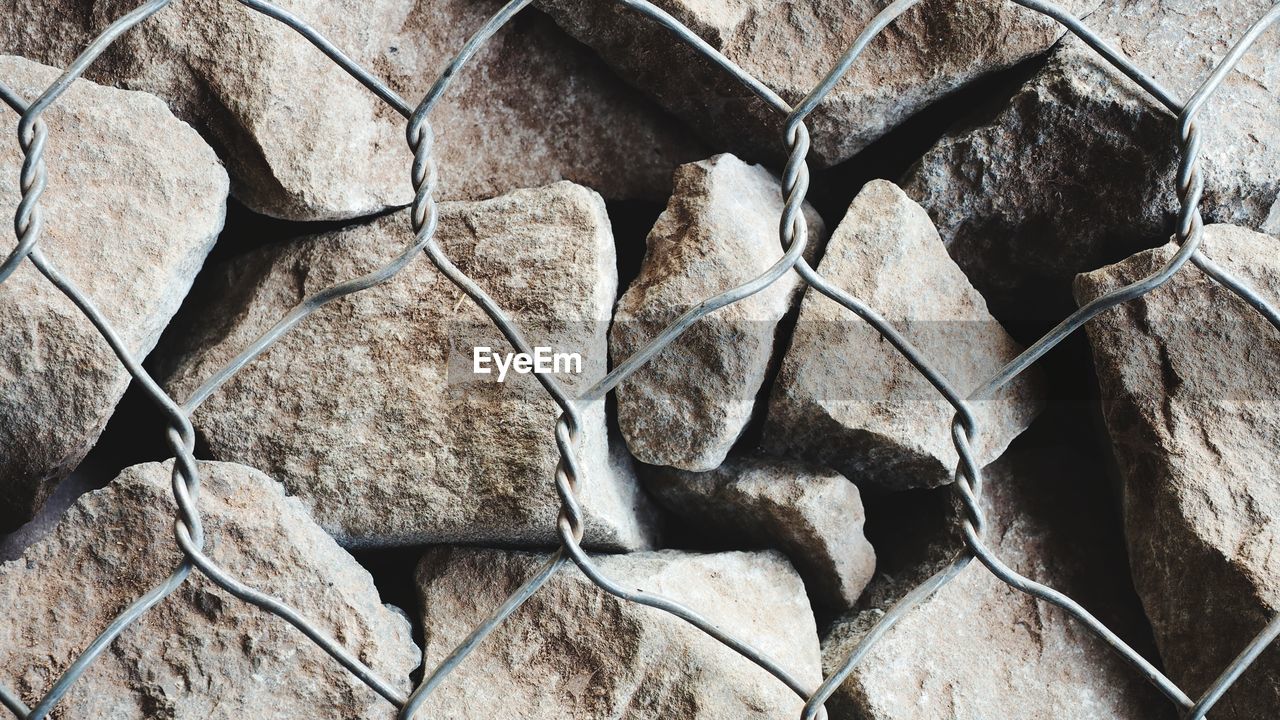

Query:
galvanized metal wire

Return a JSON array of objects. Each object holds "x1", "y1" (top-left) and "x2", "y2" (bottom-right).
[{"x1": 1, "y1": 0, "x2": 1278, "y2": 718}]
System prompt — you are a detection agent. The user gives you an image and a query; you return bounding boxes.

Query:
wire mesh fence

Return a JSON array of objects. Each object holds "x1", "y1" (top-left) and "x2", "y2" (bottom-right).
[{"x1": 1, "y1": 0, "x2": 1278, "y2": 718}]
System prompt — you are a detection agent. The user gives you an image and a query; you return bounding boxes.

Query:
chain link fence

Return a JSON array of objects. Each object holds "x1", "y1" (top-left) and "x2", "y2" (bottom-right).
[{"x1": 1, "y1": 0, "x2": 1278, "y2": 718}]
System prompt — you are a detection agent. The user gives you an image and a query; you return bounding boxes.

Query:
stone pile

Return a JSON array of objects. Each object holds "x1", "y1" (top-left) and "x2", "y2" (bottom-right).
[{"x1": 1, "y1": 1, "x2": 1277, "y2": 717}]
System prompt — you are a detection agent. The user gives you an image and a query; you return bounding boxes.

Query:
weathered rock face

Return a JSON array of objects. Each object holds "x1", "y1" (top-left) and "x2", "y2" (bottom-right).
[
  {"x1": 414, "y1": 547, "x2": 820, "y2": 718},
  {"x1": 644, "y1": 456, "x2": 874, "y2": 611},
  {"x1": 822, "y1": 430, "x2": 1164, "y2": 719},
  {"x1": 0, "y1": 460, "x2": 419, "y2": 718},
  {"x1": 161, "y1": 182, "x2": 657, "y2": 550},
  {"x1": 610, "y1": 154, "x2": 824, "y2": 471},
  {"x1": 904, "y1": 0, "x2": 1280, "y2": 331},
  {"x1": 0, "y1": 55, "x2": 227, "y2": 533},
  {"x1": 535, "y1": 0, "x2": 1100, "y2": 167},
  {"x1": 1, "y1": 0, "x2": 703, "y2": 221},
  {"x1": 764, "y1": 180, "x2": 1042, "y2": 492},
  {"x1": 1076, "y1": 225, "x2": 1280, "y2": 718}
]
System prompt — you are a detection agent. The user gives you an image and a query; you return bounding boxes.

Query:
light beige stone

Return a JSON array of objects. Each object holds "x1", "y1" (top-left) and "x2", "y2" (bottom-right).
[
  {"x1": 161, "y1": 181, "x2": 657, "y2": 549},
  {"x1": 822, "y1": 437, "x2": 1163, "y2": 719},
  {"x1": 764, "y1": 180, "x2": 1042, "y2": 491},
  {"x1": 0, "y1": 460, "x2": 419, "y2": 718},
  {"x1": 1, "y1": 0, "x2": 703, "y2": 220},
  {"x1": 0, "y1": 54, "x2": 227, "y2": 533},
  {"x1": 415, "y1": 547, "x2": 821, "y2": 718},
  {"x1": 644, "y1": 456, "x2": 875, "y2": 611},
  {"x1": 611, "y1": 154, "x2": 824, "y2": 471}
]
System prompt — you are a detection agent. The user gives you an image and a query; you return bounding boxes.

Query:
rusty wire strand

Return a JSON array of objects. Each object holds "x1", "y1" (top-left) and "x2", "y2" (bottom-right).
[{"x1": 0, "y1": 0, "x2": 1277, "y2": 719}]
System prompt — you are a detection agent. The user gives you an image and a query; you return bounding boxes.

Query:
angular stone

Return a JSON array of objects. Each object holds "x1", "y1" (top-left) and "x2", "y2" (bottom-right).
[
  {"x1": 610, "y1": 154, "x2": 824, "y2": 471},
  {"x1": 0, "y1": 460, "x2": 419, "y2": 717},
  {"x1": 161, "y1": 181, "x2": 657, "y2": 549},
  {"x1": 415, "y1": 547, "x2": 820, "y2": 718},
  {"x1": 764, "y1": 180, "x2": 1042, "y2": 492},
  {"x1": 1076, "y1": 225, "x2": 1280, "y2": 718},
  {"x1": 0, "y1": 55, "x2": 227, "y2": 533},
  {"x1": 644, "y1": 456, "x2": 875, "y2": 611},
  {"x1": 904, "y1": 0, "x2": 1280, "y2": 329},
  {"x1": 536, "y1": 0, "x2": 1100, "y2": 168},
  {"x1": 822, "y1": 432, "x2": 1163, "y2": 719},
  {"x1": 1, "y1": 0, "x2": 703, "y2": 221}
]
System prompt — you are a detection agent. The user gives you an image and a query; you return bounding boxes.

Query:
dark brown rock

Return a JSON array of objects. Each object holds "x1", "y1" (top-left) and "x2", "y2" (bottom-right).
[
  {"x1": 1076, "y1": 224, "x2": 1280, "y2": 718},
  {"x1": 536, "y1": 0, "x2": 1100, "y2": 167},
  {"x1": 904, "y1": 0, "x2": 1280, "y2": 330}
]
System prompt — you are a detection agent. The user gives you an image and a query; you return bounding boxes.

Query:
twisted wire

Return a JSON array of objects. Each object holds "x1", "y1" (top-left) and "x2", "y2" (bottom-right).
[{"x1": 0, "y1": 0, "x2": 1277, "y2": 719}]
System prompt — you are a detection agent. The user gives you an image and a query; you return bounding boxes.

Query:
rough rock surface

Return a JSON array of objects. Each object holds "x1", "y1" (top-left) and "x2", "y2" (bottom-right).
[
  {"x1": 0, "y1": 55, "x2": 227, "y2": 533},
  {"x1": 610, "y1": 154, "x2": 824, "y2": 471},
  {"x1": 536, "y1": 0, "x2": 1099, "y2": 167},
  {"x1": 1076, "y1": 225, "x2": 1280, "y2": 718},
  {"x1": 161, "y1": 182, "x2": 657, "y2": 549},
  {"x1": 822, "y1": 427, "x2": 1163, "y2": 719},
  {"x1": 904, "y1": 0, "x2": 1280, "y2": 330},
  {"x1": 644, "y1": 456, "x2": 875, "y2": 611},
  {"x1": 415, "y1": 547, "x2": 820, "y2": 718},
  {"x1": 1, "y1": 0, "x2": 703, "y2": 221},
  {"x1": 764, "y1": 180, "x2": 1042, "y2": 492},
  {"x1": 0, "y1": 460, "x2": 419, "y2": 718}
]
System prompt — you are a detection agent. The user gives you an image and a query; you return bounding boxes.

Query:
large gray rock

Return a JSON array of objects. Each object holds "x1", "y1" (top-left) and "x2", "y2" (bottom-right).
[
  {"x1": 610, "y1": 154, "x2": 824, "y2": 471},
  {"x1": 0, "y1": 55, "x2": 227, "y2": 533},
  {"x1": 904, "y1": 0, "x2": 1280, "y2": 329},
  {"x1": 1076, "y1": 224, "x2": 1280, "y2": 718},
  {"x1": 764, "y1": 180, "x2": 1043, "y2": 492},
  {"x1": 0, "y1": 460, "x2": 419, "y2": 718},
  {"x1": 161, "y1": 181, "x2": 657, "y2": 550},
  {"x1": 414, "y1": 547, "x2": 821, "y2": 718},
  {"x1": 644, "y1": 456, "x2": 875, "y2": 611},
  {"x1": 822, "y1": 431, "x2": 1164, "y2": 719},
  {"x1": 536, "y1": 0, "x2": 1100, "y2": 167},
  {"x1": 1, "y1": 0, "x2": 702, "y2": 221}
]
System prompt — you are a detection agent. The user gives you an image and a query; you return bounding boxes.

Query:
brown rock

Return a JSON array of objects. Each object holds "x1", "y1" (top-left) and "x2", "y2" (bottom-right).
[
  {"x1": 904, "y1": 0, "x2": 1280, "y2": 330},
  {"x1": 0, "y1": 460, "x2": 419, "y2": 718},
  {"x1": 161, "y1": 181, "x2": 657, "y2": 549},
  {"x1": 414, "y1": 547, "x2": 821, "y2": 718},
  {"x1": 536, "y1": 0, "x2": 1100, "y2": 167},
  {"x1": 610, "y1": 154, "x2": 824, "y2": 471},
  {"x1": 1076, "y1": 224, "x2": 1280, "y2": 718},
  {"x1": 0, "y1": 54, "x2": 227, "y2": 533},
  {"x1": 644, "y1": 456, "x2": 875, "y2": 611},
  {"x1": 822, "y1": 426, "x2": 1164, "y2": 719},
  {"x1": 1, "y1": 0, "x2": 703, "y2": 220},
  {"x1": 764, "y1": 180, "x2": 1042, "y2": 492}
]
